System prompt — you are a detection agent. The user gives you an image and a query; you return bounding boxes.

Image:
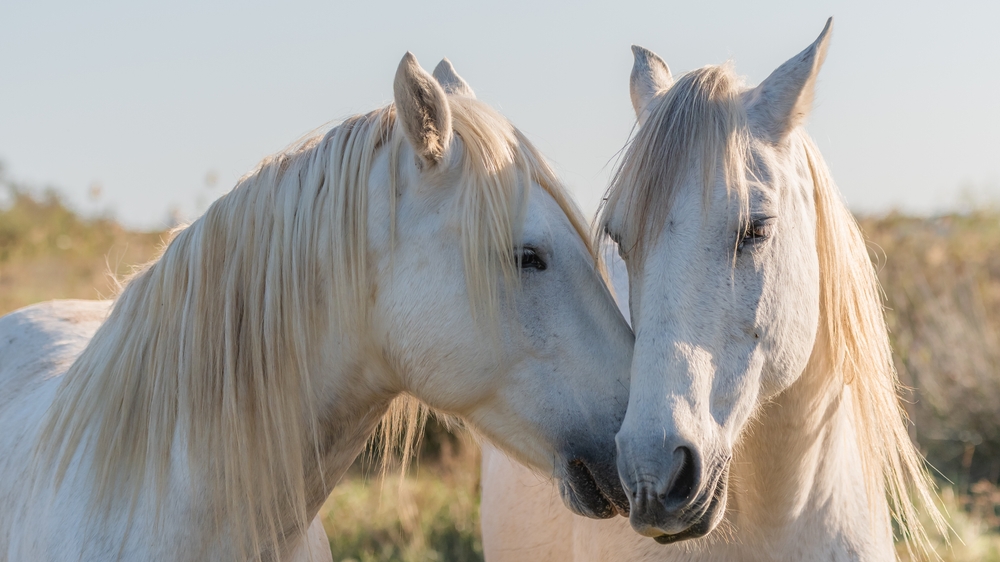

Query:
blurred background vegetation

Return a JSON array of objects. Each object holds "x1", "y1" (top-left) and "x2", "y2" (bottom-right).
[{"x1": 4, "y1": 166, "x2": 1000, "y2": 560}]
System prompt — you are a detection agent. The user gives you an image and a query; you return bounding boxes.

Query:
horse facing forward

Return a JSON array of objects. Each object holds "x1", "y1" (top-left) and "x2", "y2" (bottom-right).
[
  {"x1": 483, "y1": 19, "x2": 945, "y2": 561},
  {"x1": 0, "y1": 54, "x2": 633, "y2": 561}
]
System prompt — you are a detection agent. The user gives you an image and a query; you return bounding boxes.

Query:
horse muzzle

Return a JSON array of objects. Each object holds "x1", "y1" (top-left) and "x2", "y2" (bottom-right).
[
  {"x1": 557, "y1": 454, "x2": 631, "y2": 519},
  {"x1": 623, "y1": 449, "x2": 730, "y2": 543}
]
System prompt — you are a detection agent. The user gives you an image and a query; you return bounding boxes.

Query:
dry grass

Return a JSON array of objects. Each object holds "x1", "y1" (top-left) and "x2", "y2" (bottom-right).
[
  {"x1": 322, "y1": 433, "x2": 483, "y2": 562},
  {"x1": 5, "y1": 175, "x2": 1000, "y2": 560},
  {"x1": 861, "y1": 212, "x2": 1000, "y2": 488},
  {"x1": 0, "y1": 185, "x2": 165, "y2": 316}
]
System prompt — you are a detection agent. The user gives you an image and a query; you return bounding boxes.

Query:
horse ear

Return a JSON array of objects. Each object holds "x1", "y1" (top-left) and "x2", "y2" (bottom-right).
[
  {"x1": 433, "y1": 58, "x2": 476, "y2": 98},
  {"x1": 394, "y1": 52, "x2": 453, "y2": 166},
  {"x1": 630, "y1": 45, "x2": 673, "y2": 126},
  {"x1": 746, "y1": 18, "x2": 833, "y2": 142}
]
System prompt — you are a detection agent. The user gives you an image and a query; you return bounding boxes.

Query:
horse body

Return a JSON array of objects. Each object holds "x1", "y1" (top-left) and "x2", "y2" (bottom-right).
[
  {"x1": 0, "y1": 302, "x2": 349, "y2": 562},
  {"x1": 482, "y1": 19, "x2": 940, "y2": 561},
  {"x1": 0, "y1": 55, "x2": 633, "y2": 561}
]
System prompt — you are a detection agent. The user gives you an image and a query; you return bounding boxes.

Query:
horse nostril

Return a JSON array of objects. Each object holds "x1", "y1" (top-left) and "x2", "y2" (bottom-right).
[{"x1": 664, "y1": 446, "x2": 698, "y2": 504}]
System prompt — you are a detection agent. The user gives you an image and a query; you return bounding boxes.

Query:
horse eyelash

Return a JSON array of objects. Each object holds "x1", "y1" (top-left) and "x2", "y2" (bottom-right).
[
  {"x1": 737, "y1": 217, "x2": 774, "y2": 252},
  {"x1": 518, "y1": 246, "x2": 547, "y2": 270}
]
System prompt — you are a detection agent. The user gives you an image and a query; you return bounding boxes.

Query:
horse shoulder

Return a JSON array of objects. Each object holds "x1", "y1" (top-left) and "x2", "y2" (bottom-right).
[{"x1": 0, "y1": 300, "x2": 110, "y2": 560}]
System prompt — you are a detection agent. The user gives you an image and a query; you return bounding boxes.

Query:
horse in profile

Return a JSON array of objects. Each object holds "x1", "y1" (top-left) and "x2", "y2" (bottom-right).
[
  {"x1": 0, "y1": 54, "x2": 633, "y2": 561},
  {"x1": 482, "y1": 19, "x2": 944, "y2": 560}
]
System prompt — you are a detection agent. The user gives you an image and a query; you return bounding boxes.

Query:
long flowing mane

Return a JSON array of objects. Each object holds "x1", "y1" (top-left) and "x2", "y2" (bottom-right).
[
  {"x1": 599, "y1": 64, "x2": 943, "y2": 557},
  {"x1": 34, "y1": 95, "x2": 593, "y2": 558},
  {"x1": 805, "y1": 135, "x2": 944, "y2": 556}
]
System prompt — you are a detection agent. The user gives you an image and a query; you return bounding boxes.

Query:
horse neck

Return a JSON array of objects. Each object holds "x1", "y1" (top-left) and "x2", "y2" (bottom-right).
[
  {"x1": 727, "y1": 358, "x2": 890, "y2": 555},
  {"x1": 196, "y1": 324, "x2": 396, "y2": 559},
  {"x1": 298, "y1": 344, "x2": 395, "y2": 505},
  {"x1": 258, "y1": 255, "x2": 404, "y2": 556}
]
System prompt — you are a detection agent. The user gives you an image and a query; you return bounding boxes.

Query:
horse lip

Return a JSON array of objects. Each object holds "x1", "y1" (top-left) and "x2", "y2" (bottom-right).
[{"x1": 561, "y1": 458, "x2": 630, "y2": 519}]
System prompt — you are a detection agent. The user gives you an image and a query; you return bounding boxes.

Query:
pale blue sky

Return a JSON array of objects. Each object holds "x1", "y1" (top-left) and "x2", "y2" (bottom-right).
[{"x1": 2, "y1": 0, "x2": 997, "y2": 229}]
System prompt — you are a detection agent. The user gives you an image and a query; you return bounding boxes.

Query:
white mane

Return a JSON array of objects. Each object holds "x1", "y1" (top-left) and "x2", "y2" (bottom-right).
[
  {"x1": 804, "y1": 134, "x2": 943, "y2": 556},
  {"x1": 33, "y1": 95, "x2": 594, "y2": 557}
]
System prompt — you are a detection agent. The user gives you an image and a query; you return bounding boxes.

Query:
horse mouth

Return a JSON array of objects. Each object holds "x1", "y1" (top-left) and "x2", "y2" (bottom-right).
[
  {"x1": 559, "y1": 458, "x2": 630, "y2": 519},
  {"x1": 651, "y1": 466, "x2": 728, "y2": 544}
]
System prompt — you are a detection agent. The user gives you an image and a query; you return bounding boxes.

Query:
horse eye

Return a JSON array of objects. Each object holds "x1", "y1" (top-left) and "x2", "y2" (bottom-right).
[
  {"x1": 519, "y1": 247, "x2": 547, "y2": 271},
  {"x1": 605, "y1": 228, "x2": 620, "y2": 246},
  {"x1": 737, "y1": 218, "x2": 773, "y2": 251},
  {"x1": 750, "y1": 223, "x2": 770, "y2": 239},
  {"x1": 604, "y1": 227, "x2": 626, "y2": 258}
]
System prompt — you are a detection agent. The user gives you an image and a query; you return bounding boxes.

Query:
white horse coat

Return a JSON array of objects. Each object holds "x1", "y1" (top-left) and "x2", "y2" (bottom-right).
[
  {"x1": 0, "y1": 55, "x2": 633, "y2": 561},
  {"x1": 482, "y1": 19, "x2": 942, "y2": 561}
]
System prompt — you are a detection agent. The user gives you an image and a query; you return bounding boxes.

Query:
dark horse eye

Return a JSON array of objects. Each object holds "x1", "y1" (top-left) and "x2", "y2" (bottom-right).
[
  {"x1": 519, "y1": 247, "x2": 547, "y2": 270},
  {"x1": 737, "y1": 218, "x2": 774, "y2": 252}
]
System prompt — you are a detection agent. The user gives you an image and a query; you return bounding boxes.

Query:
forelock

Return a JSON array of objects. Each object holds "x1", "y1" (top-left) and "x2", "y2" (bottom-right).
[{"x1": 599, "y1": 64, "x2": 751, "y2": 258}]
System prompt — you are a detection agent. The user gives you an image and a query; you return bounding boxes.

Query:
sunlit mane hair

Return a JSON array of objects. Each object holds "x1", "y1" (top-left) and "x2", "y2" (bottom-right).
[
  {"x1": 599, "y1": 63, "x2": 943, "y2": 557},
  {"x1": 804, "y1": 134, "x2": 944, "y2": 558},
  {"x1": 599, "y1": 64, "x2": 751, "y2": 258},
  {"x1": 33, "y1": 94, "x2": 593, "y2": 560}
]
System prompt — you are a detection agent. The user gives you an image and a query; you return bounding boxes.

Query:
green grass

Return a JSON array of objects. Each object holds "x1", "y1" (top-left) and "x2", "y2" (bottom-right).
[{"x1": 898, "y1": 486, "x2": 1000, "y2": 561}]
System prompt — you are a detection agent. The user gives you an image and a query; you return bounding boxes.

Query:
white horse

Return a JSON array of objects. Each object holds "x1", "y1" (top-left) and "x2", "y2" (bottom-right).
[
  {"x1": 0, "y1": 54, "x2": 634, "y2": 561},
  {"x1": 482, "y1": 19, "x2": 944, "y2": 561}
]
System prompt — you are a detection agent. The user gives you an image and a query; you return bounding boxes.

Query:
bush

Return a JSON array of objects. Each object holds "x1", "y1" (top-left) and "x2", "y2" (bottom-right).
[
  {"x1": 0, "y1": 178, "x2": 164, "y2": 316},
  {"x1": 861, "y1": 212, "x2": 1000, "y2": 488}
]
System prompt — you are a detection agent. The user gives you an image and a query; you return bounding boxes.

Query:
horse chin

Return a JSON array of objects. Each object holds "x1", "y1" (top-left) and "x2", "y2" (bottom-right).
[
  {"x1": 651, "y1": 471, "x2": 728, "y2": 545},
  {"x1": 558, "y1": 458, "x2": 630, "y2": 519}
]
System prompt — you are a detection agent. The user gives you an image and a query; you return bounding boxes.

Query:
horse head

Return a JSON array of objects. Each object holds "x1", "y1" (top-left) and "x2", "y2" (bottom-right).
[{"x1": 604, "y1": 20, "x2": 833, "y2": 541}]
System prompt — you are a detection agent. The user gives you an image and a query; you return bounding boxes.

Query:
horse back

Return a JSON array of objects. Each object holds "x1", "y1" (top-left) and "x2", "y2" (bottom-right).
[{"x1": 0, "y1": 299, "x2": 110, "y2": 413}]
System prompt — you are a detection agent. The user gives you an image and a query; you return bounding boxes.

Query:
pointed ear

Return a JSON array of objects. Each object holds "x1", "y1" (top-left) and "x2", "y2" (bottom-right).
[
  {"x1": 394, "y1": 52, "x2": 453, "y2": 166},
  {"x1": 746, "y1": 18, "x2": 833, "y2": 142},
  {"x1": 432, "y1": 58, "x2": 476, "y2": 98},
  {"x1": 630, "y1": 45, "x2": 673, "y2": 126}
]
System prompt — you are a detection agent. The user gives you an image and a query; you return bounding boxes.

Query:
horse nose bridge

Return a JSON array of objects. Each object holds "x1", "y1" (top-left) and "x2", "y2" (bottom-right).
[
  {"x1": 618, "y1": 391, "x2": 703, "y2": 465},
  {"x1": 626, "y1": 335, "x2": 717, "y2": 417},
  {"x1": 639, "y1": 244, "x2": 724, "y2": 315}
]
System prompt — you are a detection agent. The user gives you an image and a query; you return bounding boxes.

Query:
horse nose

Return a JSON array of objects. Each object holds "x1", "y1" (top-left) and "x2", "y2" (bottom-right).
[
  {"x1": 663, "y1": 446, "x2": 698, "y2": 505},
  {"x1": 641, "y1": 445, "x2": 699, "y2": 508},
  {"x1": 622, "y1": 445, "x2": 703, "y2": 535}
]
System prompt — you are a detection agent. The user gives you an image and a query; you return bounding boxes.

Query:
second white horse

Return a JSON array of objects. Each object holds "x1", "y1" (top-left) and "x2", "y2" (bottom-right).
[{"x1": 482, "y1": 19, "x2": 942, "y2": 561}]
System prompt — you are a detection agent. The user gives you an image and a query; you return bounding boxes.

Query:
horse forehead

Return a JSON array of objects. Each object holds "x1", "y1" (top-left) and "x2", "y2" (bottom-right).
[
  {"x1": 750, "y1": 138, "x2": 814, "y2": 205},
  {"x1": 522, "y1": 183, "x2": 563, "y2": 237},
  {"x1": 656, "y1": 174, "x2": 730, "y2": 230}
]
